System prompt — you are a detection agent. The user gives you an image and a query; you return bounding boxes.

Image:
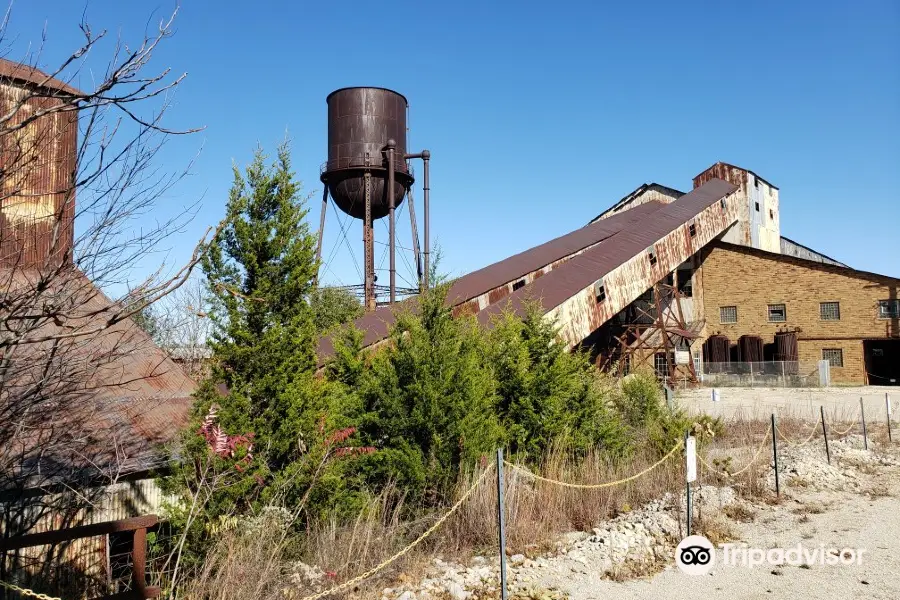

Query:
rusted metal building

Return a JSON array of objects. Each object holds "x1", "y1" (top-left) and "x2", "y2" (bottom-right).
[
  {"x1": 0, "y1": 60, "x2": 197, "y2": 593},
  {"x1": 0, "y1": 58, "x2": 79, "y2": 268}
]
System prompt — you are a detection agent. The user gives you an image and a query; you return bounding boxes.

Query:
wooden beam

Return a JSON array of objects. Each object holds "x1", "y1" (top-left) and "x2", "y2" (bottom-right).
[{"x1": 0, "y1": 515, "x2": 158, "y2": 551}]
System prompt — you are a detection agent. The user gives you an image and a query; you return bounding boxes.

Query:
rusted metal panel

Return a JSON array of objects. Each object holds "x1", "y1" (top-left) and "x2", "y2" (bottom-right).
[
  {"x1": 0, "y1": 78, "x2": 77, "y2": 268},
  {"x1": 481, "y1": 179, "x2": 741, "y2": 346}
]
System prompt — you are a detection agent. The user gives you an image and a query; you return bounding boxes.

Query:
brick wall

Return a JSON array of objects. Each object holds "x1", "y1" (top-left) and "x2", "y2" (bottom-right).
[{"x1": 698, "y1": 242, "x2": 900, "y2": 384}]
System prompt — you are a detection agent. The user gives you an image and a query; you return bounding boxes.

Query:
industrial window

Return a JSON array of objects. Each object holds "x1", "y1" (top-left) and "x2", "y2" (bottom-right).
[
  {"x1": 720, "y1": 306, "x2": 737, "y2": 324},
  {"x1": 767, "y1": 303, "x2": 787, "y2": 322},
  {"x1": 654, "y1": 352, "x2": 672, "y2": 379},
  {"x1": 820, "y1": 301, "x2": 841, "y2": 321},
  {"x1": 648, "y1": 249, "x2": 657, "y2": 266},
  {"x1": 512, "y1": 279, "x2": 525, "y2": 291},
  {"x1": 755, "y1": 202, "x2": 760, "y2": 212},
  {"x1": 688, "y1": 223, "x2": 697, "y2": 237},
  {"x1": 677, "y1": 270, "x2": 693, "y2": 297},
  {"x1": 595, "y1": 281, "x2": 606, "y2": 303},
  {"x1": 720, "y1": 198, "x2": 727, "y2": 209},
  {"x1": 878, "y1": 300, "x2": 900, "y2": 319},
  {"x1": 822, "y1": 348, "x2": 843, "y2": 368},
  {"x1": 769, "y1": 209, "x2": 774, "y2": 220}
]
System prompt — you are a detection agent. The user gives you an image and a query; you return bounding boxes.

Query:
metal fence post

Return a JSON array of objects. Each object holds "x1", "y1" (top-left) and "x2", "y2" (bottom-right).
[
  {"x1": 860, "y1": 397, "x2": 868, "y2": 451},
  {"x1": 820, "y1": 406, "x2": 831, "y2": 465},
  {"x1": 685, "y1": 431, "x2": 692, "y2": 538},
  {"x1": 887, "y1": 393, "x2": 893, "y2": 443},
  {"x1": 771, "y1": 413, "x2": 780, "y2": 497},
  {"x1": 496, "y1": 449, "x2": 508, "y2": 600}
]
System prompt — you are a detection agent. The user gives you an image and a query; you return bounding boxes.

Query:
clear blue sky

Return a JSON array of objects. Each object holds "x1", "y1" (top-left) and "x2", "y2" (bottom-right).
[{"x1": 10, "y1": 0, "x2": 900, "y2": 288}]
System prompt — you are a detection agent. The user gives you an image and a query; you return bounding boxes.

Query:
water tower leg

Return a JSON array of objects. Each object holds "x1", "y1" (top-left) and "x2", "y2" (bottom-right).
[
  {"x1": 364, "y1": 171, "x2": 376, "y2": 312},
  {"x1": 406, "y1": 185, "x2": 423, "y2": 288},
  {"x1": 314, "y1": 186, "x2": 328, "y2": 286}
]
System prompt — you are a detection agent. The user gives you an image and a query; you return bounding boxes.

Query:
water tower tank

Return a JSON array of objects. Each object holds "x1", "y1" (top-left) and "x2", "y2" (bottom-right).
[{"x1": 321, "y1": 87, "x2": 413, "y2": 220}]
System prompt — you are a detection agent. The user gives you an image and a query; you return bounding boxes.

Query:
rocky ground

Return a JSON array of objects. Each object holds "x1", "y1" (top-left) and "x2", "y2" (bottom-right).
[
  {"x1": 353, "y1": 434, "x2": 900, "y2": 600},
  {"x1": 290, "y1": 433, "x2": 900, "y2": 600}
]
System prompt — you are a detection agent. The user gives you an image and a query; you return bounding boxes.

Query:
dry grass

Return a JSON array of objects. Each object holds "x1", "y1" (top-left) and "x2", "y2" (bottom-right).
[
  {"x1": 174, "y1": 414, "x2": 801, "y2": 597},
  {"x1": 722, "y1": 503, "x2": 756, "y2": 523}
]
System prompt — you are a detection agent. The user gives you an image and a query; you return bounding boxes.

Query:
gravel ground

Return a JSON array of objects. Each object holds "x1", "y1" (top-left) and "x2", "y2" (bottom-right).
[
  {"x1": 678, "y1": 386, "x2": 897, "y2": 423},
  {"x1": 523, "y1": 439, "x2": 900, "y2": 600},
  {"x1": 365, "y1": 436, "x2": 900, "y2": 600}
]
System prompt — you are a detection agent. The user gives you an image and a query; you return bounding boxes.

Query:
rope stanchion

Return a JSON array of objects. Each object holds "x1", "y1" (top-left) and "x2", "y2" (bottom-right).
[
  {"x1": 503, "y1": 439, "x2": 683, "y2": 489},
  {"x1": 699, "y1": 429, "x2": 772, "y2": 478},
  {"x1": 0, "y1": 581, "x2": 62, "y2": 600},
  {"x1": 293, "y1": 465, "x2": 493, "y2": 600}
]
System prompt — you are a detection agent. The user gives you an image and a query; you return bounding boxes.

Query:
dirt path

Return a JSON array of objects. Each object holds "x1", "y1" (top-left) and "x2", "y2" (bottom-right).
[{"x1": 530, "y1": 457, "x2": 900, "y2": 600}]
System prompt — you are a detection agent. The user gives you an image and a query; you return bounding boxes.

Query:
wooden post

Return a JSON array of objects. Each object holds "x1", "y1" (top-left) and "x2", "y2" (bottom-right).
[{"x1": 133, "y1": 527, "x2": 147, "y2": 596}]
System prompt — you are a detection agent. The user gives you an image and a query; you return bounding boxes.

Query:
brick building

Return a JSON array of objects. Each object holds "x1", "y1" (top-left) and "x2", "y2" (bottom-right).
[{"x1": 699, "y1": 242, "x2": 899, "y2": 384}]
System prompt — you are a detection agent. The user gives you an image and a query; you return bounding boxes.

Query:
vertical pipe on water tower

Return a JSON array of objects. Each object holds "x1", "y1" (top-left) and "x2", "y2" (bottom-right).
[
  {"x1": 387, "y1": 140, "x2": 396, "y2": 304},
  {"x1": 423, "y1": 151, "x2": 430, "y2": 289}
]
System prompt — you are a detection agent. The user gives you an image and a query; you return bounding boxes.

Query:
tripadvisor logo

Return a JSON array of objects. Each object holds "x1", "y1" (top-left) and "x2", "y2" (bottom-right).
[
  {"x1": 676, "y1": 535, "x2": 715, "y2": 576},
  {"x1": 675, "y1": 535, "x2": 868, "y2": 575}
]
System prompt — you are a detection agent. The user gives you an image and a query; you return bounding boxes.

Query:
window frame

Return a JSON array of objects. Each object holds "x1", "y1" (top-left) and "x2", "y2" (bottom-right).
[
  {"x1": 822, "y1": 348, "x2": 843, "y2": 368},
  {"x1": 719, "y1": 305, "x2": 738, "y2": 324},
  {"x1": 878, "y1": 299, "x2": 900, "y2": 319},
  {"x1": 767, "y1": 303, "x2": 787, "y2": 323},
  {"x1": 819, "y1": 301, "x2": 841, "y2": 321},
  {"x1": 512, "y1": 279, "x2": 525, "y2": 292}
]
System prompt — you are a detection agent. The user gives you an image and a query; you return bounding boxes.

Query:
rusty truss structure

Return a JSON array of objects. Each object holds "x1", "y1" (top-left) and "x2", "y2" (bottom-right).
[{"x1": 601, "y1": 280, "x2": 700, "y2": 385}]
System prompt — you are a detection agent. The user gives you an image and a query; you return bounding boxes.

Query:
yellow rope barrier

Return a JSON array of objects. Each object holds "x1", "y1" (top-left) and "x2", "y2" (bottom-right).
[
  {"x1": 699, "y1": 428, "x2": 772, "y2": 478},
  {"x1": 776, "y1": 423, "x2": 819, "y2": 447},
  {"x1": 828, "y1": 421, "x2": 856, "y2": 437},
  {"x1": 503, "y1": 439, "x2": 683, "y2": 490},
  {"x1": 0, "y1": 581, "x2": 63, "y2": 600},
  {"x1": 293, "y1": 465, "x2": 493, "y2": 600}
]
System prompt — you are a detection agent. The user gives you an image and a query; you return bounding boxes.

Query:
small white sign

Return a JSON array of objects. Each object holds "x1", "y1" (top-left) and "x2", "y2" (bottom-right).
[
  {"x1": 675, "y1": 350, "x2": 690, "y2": 365},
  {"x1": 686, "y1": 436, "x2": 697, "y2": 483}
]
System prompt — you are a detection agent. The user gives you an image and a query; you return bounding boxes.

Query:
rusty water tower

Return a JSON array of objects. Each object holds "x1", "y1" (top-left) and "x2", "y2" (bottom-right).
[{"x1": 315, "y1": 87, "x2": 431, "y2": 310}]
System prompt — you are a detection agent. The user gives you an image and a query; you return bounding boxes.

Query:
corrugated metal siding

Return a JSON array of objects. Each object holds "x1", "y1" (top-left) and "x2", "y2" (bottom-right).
[
  {"x1": 1, "y1": 479, "x2": 168, "y2": 592},
  {"x1": 0, "y1": 82, "x2": 76, "y2": 268}
]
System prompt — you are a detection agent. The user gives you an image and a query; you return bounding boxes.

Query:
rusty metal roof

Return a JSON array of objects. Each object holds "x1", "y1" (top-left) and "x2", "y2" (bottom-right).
[
  {"x1": 2, "y1": 268, "x2": 197, "y2": 489},
  {"x1": 0, "y1": 58, "x2": 83, "y2": 96},
  {"x1": 475, "y1": 179, "x2": 739, "y2": 324},
  {"x1": 318, "y1": 179, "x2": 739, "y2": 363},
  {"x1": 317, "y1": 201, "x2": 668, "y2": 360}
]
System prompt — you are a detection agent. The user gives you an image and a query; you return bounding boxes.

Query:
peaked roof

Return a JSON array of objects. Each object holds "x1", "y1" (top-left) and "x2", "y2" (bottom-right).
[
  {"x1": 3, "y1": 268, "x2": 196, "y2": 489},
  {"x1": 693, "y1": 161, "x2": 779, "y2": 190},
  {"x1": 0, "y1": 57, "x2": 83, "y2": 96},
  {"x1": 588, "y1": 182, "x2": 685, "y2": 223}
]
